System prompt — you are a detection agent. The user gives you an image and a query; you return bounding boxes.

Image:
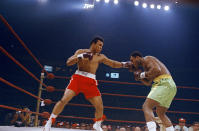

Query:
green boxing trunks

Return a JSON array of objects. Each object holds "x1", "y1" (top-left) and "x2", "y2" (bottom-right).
[{"x1": 147, "y1": 74, "x2": 177, "y2": 108}]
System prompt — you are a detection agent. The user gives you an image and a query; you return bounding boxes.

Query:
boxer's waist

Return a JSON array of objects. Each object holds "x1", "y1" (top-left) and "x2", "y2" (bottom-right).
[
  {"x1": 75, "y1": 70, "x2": 96, "y2": 79},
  {"x1": 153, "y1": 74, "x2": 172, "y2": 83}
]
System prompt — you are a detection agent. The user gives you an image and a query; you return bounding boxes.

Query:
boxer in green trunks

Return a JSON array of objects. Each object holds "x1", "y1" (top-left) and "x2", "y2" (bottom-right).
[{"x1": 130, "y1": 51, "x2": 177, "y2": 131}]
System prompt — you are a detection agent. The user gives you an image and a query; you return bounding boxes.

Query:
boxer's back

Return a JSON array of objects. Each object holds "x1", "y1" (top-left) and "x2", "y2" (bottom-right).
[{"x1": 144, "y1": 56, "x2": 171, "y2": 80}]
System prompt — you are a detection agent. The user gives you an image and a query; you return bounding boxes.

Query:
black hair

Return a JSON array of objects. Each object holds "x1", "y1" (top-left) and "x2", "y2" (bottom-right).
[
  {"x1": 90, "y1": 36, "x2": 104, "y2": 46},
  {"x1": 130, "y1": 51, "x2": 143, "y2": 58}
]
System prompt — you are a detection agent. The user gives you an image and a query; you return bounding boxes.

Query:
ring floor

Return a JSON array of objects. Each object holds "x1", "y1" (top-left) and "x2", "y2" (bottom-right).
[{"x1": 0, "y1": 126, "x2": 92, "y2": 131}]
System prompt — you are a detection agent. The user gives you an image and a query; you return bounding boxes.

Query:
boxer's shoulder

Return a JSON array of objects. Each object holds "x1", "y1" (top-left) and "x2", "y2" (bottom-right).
[{"x1": 76, "y1": 49, "x2": 90, "y2": 54}]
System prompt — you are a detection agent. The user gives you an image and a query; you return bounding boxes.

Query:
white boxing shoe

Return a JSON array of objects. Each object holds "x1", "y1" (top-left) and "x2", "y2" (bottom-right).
[
  {"x1": 93, "y1": 121, "x2": 103, "y2": 131},
  {"x1": 43, "y1": 118, "x2": 55, "y2": 131}
]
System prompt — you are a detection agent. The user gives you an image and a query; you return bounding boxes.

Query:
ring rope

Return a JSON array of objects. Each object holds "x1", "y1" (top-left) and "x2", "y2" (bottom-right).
[
  {"x1": 58, "y1": 115, "x2": 146, "y2": 124},
  {"x1": 0, "y1": 14, "x2": 48, "y2": 75},
  {"x1": 0, "y1": 105, "x2": 42, "y2": 116},
  {"x1": 0, "y1": 77, "x2": 44, "y2": 101},
  {"x1": 0, "y1": 46, "x2": 48, "y2": 88},
  {"x1": 102, "y1": 93, "x2": 199, "y2": 102},
  {"x1": 50, "y1": 102, "x2": 199, "y2": 115},
  {"x1": 52, "y1": 89, "x2": 199, "y2": 102},
  {"x1": 0, "y1": 104, "x2": 146, "y2": 124},
  {"x1": 53, "y1": 75, "x2": 199, "y2": 90},
  {"x1": 1, "y1": 76, "x2": 198, "y2": 115}
]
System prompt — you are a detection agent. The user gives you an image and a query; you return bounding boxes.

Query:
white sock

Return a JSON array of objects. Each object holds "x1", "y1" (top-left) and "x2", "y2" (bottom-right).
[
  {"x1": 166, "y1": 126, "x2": 174, "y2": 131},
  {"x1": 50, "y1": 113, "x2": 57, "y2": 119},
  {"x1": 147, "y1": 121, "x2": 157, "y2": 131},
  {"x1": 95, "y1": 121, "x2": 102, "y2": 125}
]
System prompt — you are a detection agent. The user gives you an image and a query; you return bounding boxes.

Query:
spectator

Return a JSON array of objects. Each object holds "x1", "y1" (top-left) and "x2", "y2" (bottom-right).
[
  {"x1": 145, "y1": 126, "x2": 149, "y2": 131},
  {"x1": 71, "y1": 123, "x2": 80, "y2": 129},
  {"x1": 65, "y1": 122, "x2": 70, "y2": 129},
  {"x1": 131, "y1": 126, "x2": 135, "y2": 131},
  {"x1": 56, "y1": 121, "x2": 64, "y2": 128},
  {"x1": 120, "y1": 127, "x2": 127, "y2": 131},
  {"x1": 175, "y1": 118, "x2": 188, "y2": 131},
  {"x1": 125, "y1": 125, "x2": 131, "y2": 131},
  {"x1": 102, "y1": 125, "x2": 108, "y2": 131},
  {"x1": 188, "y1": 122, "x2": 199, "y2": 131},
  {"x1": 115, "y1": 126, "x2": 120, "y2": 131},
  {"x1": 4, "y1": 111, "x2": 14, "y2": 125},
  {"x1": 134, "y1": 126, "x2": 141, "y2": 131},
  {"x1": 107, "y1": 124, "x2": 112, "y2": 131},
  {"x1": 10, "y1": 107, "x2": 32, "y2": 127},
  {"x1": 80, "y1": 123, "x2": 86, "y2": 130},
  {"x1": 85, "y1": 123, "x2": 91, "y2": 130}
]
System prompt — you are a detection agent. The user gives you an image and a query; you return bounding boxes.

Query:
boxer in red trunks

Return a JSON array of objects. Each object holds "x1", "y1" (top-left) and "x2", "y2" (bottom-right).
[{"x1": 43, "y1": 36, "x2": 131, "y2": 131}]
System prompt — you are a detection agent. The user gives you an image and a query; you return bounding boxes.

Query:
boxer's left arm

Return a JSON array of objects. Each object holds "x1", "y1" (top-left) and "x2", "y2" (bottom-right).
[
  {"x1": 139, "y1": 79, "x2": 153, "y2": 86},
  {"x1": 100, "y1": 54, "x2": 123, "y2": 68}
]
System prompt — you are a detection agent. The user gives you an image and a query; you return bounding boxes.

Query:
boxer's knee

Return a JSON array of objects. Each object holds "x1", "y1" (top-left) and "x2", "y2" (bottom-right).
[
  {"x1": 59, "y1": 98, "x2": 68, "y2": 105},
  {"x1": 142, "y1": 102, "x2": 148, "y2": 112}
]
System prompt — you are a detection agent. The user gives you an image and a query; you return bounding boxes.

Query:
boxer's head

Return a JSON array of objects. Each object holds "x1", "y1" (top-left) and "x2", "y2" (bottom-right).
[
  {"x1": 90, "y1": 36, "x2": 104, "y2": 53},
  {"x1": 130, "y1": 51, "x2": 143, "y2": 68}
]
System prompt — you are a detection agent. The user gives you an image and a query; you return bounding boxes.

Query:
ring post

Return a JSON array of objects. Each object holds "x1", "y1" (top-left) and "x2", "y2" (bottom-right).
[{"x1": 35, "y1": 72, "x2": 45, "y2": 126}]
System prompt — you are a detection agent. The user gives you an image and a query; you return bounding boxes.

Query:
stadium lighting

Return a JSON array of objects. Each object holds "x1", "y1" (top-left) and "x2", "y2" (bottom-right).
[
  {"x1": 164, "y1": 5, "x2": 170, "y2": 11},
  {"x1": 114, "y1": 0, "x2": 119, "y2": 4},
  {"x1": 104, "y1": 0, "x2": 109, "y2": 3},
  {"x1": 142, "y1": 3, "x2": 147, "y2": 8},
  {"x1": 96, "y1": 0, "x2": 100, "y2": 2},
  {"x1": 157, "y1": 5, "x2": 161, "y2": 9},
  {"x1": 134, "y1": 1, "x2": 139, "y2": 6},
  {"x1": 150, "y1": 4, "x2": 155, "y2": 9},
  {"x1": 83, "y1": 4, "x2": 94, "y2": 9},
  {"x1": 38, "y1": 0, "x2": 48, "y2": 4}
]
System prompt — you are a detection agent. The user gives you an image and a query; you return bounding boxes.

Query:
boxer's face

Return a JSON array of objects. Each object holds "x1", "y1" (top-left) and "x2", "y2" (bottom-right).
[
  {"x1": 92, "y1": 40, "x2": 103, "y2": 53},
  {"x1": 130, "y1": 56, "x2": 140, "y2": 68}
]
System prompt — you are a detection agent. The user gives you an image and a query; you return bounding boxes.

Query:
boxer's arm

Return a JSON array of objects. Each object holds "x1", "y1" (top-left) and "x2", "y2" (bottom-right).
[
  {"x1": 139, "y1": 79, "x2": 152, "y2": 86},
  {"x1": 101, "y1": 54, "x2": 123, "y2": 68},
  {"x1": 145, "y1": 62, "x2": 161, "y2": 79},
  {"x1": 66, "y1": 49, "x2": 83, "y2": 66},
  {"x1": 139, "y1": 59, "x2": 161, "y2": 80}
]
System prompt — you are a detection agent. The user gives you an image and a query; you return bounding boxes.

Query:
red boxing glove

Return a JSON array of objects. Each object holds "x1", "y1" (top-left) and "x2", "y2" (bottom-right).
[
  {"x1": 121, "y1": 61, "x2": 133, "y2": 68},
  {"x1": 77, "y1": 52, "x2": 93, "y2": 60},
  {"x1": 134, "y1": 69, "x2": 142, "y2": 81}
]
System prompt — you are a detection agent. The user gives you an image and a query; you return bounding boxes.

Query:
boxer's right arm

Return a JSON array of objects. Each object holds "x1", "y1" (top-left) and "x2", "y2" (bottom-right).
[{"x1": 66, "y1": 49, "x2": 83, "y2": 66}]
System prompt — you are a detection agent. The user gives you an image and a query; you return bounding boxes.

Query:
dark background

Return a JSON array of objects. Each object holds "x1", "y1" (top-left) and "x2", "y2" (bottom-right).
[{"x1": 0, "y1": 0, "x2": 199, "y2": 125}]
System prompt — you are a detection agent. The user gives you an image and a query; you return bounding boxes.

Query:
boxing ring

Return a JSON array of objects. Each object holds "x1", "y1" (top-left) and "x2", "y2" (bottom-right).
[{"x1": 0, "y1": 14, "x2": 199, "y2": 130}]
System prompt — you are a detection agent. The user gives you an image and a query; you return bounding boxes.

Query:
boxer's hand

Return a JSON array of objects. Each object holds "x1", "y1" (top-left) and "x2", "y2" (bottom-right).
[
  {"x1": 134, "y1": 69, "x2": 142, "y2": 81},
  {"x1": 77, "y1": 52, "x2": 93, "y2": 60},
  {"x1": 121, "y1": 61, "x2": 132, "y2": 69}
]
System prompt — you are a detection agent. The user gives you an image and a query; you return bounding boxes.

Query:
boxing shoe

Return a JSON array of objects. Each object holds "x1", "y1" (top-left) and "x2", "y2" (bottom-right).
[
  {"x1": 93, "y1": 121, "x2": 103, "y2": 131},
  {"x1": 43, "y1": 118, "x2": 55, "y2": 131}
]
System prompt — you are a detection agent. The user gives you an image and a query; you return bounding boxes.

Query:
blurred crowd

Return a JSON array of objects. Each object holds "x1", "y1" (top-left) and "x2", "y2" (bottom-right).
[
  {"x1": 2, "y1": 107, "x2": 199, "y2": 131},
  {"x1": 40, "y1": 118, "x2": 199, "y2": 131}
]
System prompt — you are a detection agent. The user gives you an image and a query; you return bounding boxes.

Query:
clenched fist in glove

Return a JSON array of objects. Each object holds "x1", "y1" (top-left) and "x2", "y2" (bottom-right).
[{"x1": 77, "y1": 52, "x2": 93, "y2": 60}]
